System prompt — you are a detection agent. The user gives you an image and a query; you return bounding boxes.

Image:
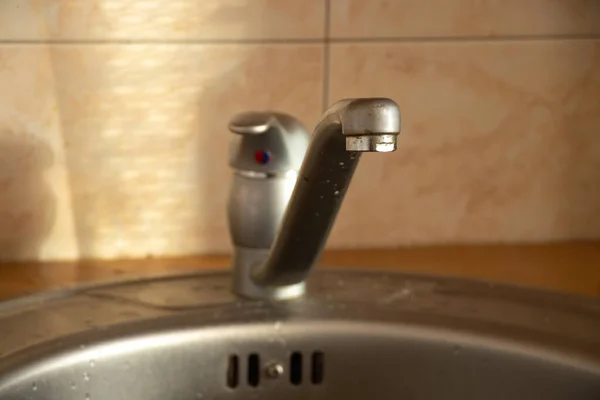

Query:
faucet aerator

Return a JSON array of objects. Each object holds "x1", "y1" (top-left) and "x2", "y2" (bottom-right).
[{"x1": 346, "y1": 134, "x2": 398, "y2": 152}]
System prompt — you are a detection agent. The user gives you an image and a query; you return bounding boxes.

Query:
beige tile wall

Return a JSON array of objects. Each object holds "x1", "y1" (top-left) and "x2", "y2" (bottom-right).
[{"x1": 0, "y1": 0, "x2": 598, "y2": 261}]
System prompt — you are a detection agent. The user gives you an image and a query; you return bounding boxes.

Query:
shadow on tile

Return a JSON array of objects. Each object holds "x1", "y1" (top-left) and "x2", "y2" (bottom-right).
[{"x1": 0, "y1": 119, "x2": 55, "y2": 261}]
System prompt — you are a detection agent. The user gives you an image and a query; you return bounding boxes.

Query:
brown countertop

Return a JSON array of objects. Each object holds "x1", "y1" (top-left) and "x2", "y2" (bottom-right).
[{"x1": 1, "y1": 242, "x2": 599, "y2": 301}]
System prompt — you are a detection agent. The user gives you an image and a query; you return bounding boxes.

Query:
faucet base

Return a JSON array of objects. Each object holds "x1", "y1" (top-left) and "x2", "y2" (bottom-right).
[{"x1": 232, "y1": 247, "x2": 306, "y2": 300}]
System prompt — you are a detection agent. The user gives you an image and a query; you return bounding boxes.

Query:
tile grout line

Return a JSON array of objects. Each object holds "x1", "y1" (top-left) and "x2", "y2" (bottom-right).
[
  {"x1": 0, "y1": 38, "x2": 324, "y2": 45},
  {"x1": 0, "y1": 34, "x2": 598, "y2": 46},
  {"x1": 322, "y1": 0, "x2": 331, "y2": 112},
  {"x1": 330, "y1": 33, "x2": 600, "y2": 43}
]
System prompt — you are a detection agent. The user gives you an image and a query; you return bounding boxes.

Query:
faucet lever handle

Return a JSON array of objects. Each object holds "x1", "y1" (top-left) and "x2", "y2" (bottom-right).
[
  {"x1": 227, "y1": 111, "x2": 309, "y2": 173},
  {"x1": 228, "y1": 112, "x2": 277, "y2": 135}
]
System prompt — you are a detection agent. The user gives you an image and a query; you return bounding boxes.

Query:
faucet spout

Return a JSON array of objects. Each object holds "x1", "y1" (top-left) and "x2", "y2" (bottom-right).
[{"x1": 238, "y1": 98, "x2": 401, "y2": 300}]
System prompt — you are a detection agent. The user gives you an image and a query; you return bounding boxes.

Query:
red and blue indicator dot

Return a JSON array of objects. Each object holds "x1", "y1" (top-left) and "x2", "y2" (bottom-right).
[{"x1": 254, "y1": 150, "x2": 271, "y2": 165}]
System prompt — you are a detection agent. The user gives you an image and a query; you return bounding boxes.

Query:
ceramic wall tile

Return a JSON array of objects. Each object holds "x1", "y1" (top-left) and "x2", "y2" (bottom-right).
[
  {"x1": 0, "y1": 46, "x2": 78, "y2": 261},
  {"x1": 330, "y1": 0, "x2": 600, "y2": 38},
  {"x1": 0, "y1": 0, "x2": 325, "y2": 40},
  {"x1": 327, "y1": 40, "x2": 600, "y2": 247},
  {"x1": 51, "y1": 43, "x2": 323, "y2": 259},
  {"x1": 1, "y1": 0, "x2": 599, "y2": 262}
]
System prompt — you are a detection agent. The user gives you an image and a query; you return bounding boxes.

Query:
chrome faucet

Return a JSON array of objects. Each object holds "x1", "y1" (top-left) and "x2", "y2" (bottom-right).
[{"x1": 228, "y1": 98, "x2": 401, "y2": 300}]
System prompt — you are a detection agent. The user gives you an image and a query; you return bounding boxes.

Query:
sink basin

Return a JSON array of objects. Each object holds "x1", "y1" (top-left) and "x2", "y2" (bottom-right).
[{"x1": 0, "y1": 270, "x2": 599, "y2": 399}]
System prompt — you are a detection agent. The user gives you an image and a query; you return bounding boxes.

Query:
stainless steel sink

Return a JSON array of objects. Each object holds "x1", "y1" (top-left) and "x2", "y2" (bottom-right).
[
  {"x1": 4, "y1": 99, "x2": 597, "y2": 399},
  {"x1": 0, "y1": 270, "x2": 599, "y2": 399}
]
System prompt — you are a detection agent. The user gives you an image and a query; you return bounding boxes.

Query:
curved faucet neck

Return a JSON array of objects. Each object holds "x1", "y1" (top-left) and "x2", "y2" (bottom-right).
[{"x1": 235, "y1": 98, "x2": 401, "y2": 300}]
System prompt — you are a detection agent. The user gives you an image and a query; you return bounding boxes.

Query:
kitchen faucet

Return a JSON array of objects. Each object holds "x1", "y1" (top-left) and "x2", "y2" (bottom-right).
[{"x1": 228, "y1": 98, "x2": 402, "y2": 300}]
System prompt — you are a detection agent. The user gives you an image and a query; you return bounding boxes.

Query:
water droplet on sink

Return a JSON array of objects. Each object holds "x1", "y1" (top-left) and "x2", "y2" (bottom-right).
[
  {"x1": 334, "y1": 190, "x2": 340, "y2": 196},
  {"x1": 85, "y1": 393, "x2": 90, "y2": 400},
  {"x1": 71, "y1": 382, "x2": 77, "y2": 390},
  {"x1": 32, "y1": 382, "x2": 37, "y2": 391},
  {"x1": 89, "y1": 360, "x2": 95, "y2": 368},
  {"x1": 339, "y1": 162, "x2": 344, "y2": 166},
  {"x1": 83, "y1": 372, "x2": 90, "y2": 381},
  {"x1": 453, "y1": 345, "x2": 461, "y2": 355}
]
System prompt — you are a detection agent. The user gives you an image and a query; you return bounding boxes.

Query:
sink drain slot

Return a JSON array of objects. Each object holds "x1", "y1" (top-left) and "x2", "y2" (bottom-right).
[
  {"x1": 226, "y1": 355, "x2": 239, "y2": 388},
  {"x1": 248, "y1": 353, "x2": 260, "y2": 387},
  {"x1": 311, "y1": 351, "x2": 324, "y2": 384},
  {"x1": 290, "y1": 352, "x2": 303, "y2": 385},
  {"x1": 290, "y1": 351, "x2": 324, "y2": 386},
  {"x1": 226, "y1": 351, "x2": 324, "y2": 388}
]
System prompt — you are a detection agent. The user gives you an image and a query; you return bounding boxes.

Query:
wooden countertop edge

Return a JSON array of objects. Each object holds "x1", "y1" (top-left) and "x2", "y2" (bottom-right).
[{"x1": 1, "y1": 242, "x2": 599, "y2": 301}]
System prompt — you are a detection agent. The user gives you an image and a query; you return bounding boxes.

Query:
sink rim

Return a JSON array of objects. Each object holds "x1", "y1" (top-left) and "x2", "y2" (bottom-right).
[
  {"x1": 0, "y1": 269, "x2": 598, "y2": 357},
  {"x1": 1, "y1": 267, "x2": 599, "y2": 314},
  {"x1": 1, "y1": 269, "x2": 600, "y2": 399}
]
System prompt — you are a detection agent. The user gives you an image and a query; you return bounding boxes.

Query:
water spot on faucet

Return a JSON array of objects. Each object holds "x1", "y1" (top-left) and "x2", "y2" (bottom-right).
[{"x1": 379, "y1": 288, "x2": 412, "y2": 304}]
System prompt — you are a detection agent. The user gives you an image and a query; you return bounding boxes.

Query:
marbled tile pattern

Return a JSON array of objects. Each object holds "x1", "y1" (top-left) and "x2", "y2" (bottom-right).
[
  {"x1": 0, "y1": 0, "x2": 598, "y2": 260},
  {"x1": 54, "y1": 44, "x2": 323, "y2": 259},
  {"x1": 0, "y1": 0, "x2": 325, "y2": 40},
  {"x1": 328, "y1": 40, "x2": 600, "y2": 247},
  {"x1": 330, "y1": 0, "x2": 600, "y2": 38}
]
